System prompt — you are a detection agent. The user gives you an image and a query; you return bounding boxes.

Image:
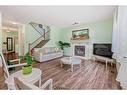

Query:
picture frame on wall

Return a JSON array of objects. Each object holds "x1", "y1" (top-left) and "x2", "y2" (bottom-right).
[{"x1": 72, "y1": 29, "x2": 89, "y2": 40}]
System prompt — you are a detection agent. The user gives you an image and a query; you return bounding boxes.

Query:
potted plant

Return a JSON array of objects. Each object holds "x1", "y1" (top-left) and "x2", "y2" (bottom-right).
[
  {"x1": 57, "y1": 41, "x2": 70, "y2": 50},
  {"x1": 20, "y1": 53, "x2": 33, "y2": 74}
]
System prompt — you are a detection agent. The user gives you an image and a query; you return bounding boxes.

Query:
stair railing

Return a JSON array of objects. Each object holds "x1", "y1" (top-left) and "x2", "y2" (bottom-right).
[
  {"x1": 29, "y1": 22, "x2": 45, "y2": 36},
  {"x1": 28, "y1": 22, "x2": 50, "y2": 55},
  {"x1": 28, "y1": 30, "x2": 50, "y2": 54}
]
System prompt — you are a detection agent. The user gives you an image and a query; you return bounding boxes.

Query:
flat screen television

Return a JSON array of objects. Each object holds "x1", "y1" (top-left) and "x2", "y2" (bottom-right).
[{"x1": 93, "y1": 43, "x2": 113, "y2": 58}]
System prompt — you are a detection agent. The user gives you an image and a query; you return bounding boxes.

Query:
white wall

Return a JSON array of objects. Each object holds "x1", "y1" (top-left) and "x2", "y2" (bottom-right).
[{"x1": 18, "y1": 25, "x2": 25, "y2": 56}]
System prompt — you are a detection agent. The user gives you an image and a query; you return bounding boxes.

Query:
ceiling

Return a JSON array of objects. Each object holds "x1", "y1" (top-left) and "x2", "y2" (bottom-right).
[{"x1": 0, "y1": 6, "x2": 117, "y2": 28}]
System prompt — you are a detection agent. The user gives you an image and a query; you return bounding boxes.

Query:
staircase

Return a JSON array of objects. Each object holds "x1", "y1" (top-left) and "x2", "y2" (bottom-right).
[{"x1": 28, "y1": 22, "x2": 50, "y2": 54}]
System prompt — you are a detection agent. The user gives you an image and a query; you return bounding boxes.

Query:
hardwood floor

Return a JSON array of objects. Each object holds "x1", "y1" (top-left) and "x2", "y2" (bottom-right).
[
  {"x1": 33, "y1": 58, "x2": 121, "y2": 90},
  {"x1": 3, "y1": 53, "x2": 19, "y2": 60},
  {"x1": 0, "y1": 57, "x2": 121, "y2": 90}
]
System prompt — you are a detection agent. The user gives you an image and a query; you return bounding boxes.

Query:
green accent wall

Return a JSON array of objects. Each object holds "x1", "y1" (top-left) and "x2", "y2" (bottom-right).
[
  {"x1": 59, "y1": 19, "x2": 113, "y2": 55},
  {"x1": 60, "y1": 19, "x2": 113, "y2": 43},
  {"x1": 24, "y1": 24, "x2": 61, "y2": 53},
  {"x1": 44, "y1": 26, "x2": 61, "y2": 47},
  {"x1": 24, "y1": 24, "x2": 41, "y2": 53},
  {"x1": 24, "y1": 19, "x2": 113, "y2": 55}
]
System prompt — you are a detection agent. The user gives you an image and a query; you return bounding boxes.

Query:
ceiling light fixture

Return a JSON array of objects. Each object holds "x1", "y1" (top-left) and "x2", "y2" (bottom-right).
[
  {"x1": 3, "y1": 26, "x2": 18, "y2": 31},
  {"x1": 11, "y1": 22, "x2": 17, "y2": 25},
  {"x1": 6, "y1": 30, "x2": 10, "y2": 33},
  {"x1": 9, "y1": 21, "x2": 17, "y2": 25},
  {"x1": 73, "y1": 22, "x2": 79, "y2": 25}
]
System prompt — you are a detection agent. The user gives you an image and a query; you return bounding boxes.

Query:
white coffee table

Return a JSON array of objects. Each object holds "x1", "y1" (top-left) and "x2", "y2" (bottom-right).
[
  {"x1": 5, "y1": 68, "x2": 42, "y2": 90},
  {"x1": 60, "y1": 57, "x2": 81, "y2": 72}
]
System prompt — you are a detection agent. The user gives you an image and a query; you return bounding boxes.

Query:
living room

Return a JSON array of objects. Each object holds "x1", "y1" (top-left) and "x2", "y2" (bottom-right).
[{"x1": 0, "y1": 5, "x2": 127, "y2": 91}]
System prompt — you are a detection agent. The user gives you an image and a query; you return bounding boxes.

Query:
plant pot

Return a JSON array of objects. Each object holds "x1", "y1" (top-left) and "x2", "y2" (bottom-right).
[{"x1": 22, "y1": 65, "x2": 32, "y2": 74}]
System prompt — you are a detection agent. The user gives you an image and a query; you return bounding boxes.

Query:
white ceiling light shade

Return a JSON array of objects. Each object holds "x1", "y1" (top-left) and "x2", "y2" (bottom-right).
[
  {"x1": 11, "y1": 21, "x2": 17, "y2": 25},
  {"x1": 9, "y1": 21, "x2": 22, "y2": 25},
  {"x1": 6, "y1": 30, "x2": 10, "y2": 32},
  {"x1": 2, "y1": 26, "x2": 18, "y2": 32}
]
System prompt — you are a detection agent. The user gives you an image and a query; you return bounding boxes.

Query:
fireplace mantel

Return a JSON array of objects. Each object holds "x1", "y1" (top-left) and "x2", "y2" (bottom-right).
[
  {"x1": 71, "y1": 39, "x2": 92, "y2": 60},
  {"x1": 71, "y1": 39, "x2": 91, "y2": 44}
]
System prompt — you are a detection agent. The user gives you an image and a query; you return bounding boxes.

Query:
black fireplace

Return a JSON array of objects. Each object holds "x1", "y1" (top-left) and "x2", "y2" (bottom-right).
[
  {"x1": 75, "y1": 46, "x2": 85, "y2": 56},
  {"x1": 93, "y1": 43, "x2": 113, "y2": 58}
]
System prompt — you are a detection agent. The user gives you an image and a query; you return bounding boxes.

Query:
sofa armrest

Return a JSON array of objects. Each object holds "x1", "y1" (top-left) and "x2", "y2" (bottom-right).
[{"x1": 33, "y1": 51, "x2": 43, "y2": 61}]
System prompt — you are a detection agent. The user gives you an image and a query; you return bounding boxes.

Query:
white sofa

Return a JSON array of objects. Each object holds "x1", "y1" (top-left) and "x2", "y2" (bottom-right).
[{"x1": 33, "y1": 47, "x2": 63, "y2": 62}]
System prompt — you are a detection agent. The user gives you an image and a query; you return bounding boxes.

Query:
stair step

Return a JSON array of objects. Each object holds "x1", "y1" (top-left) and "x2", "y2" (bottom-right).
[{"x1": 35, "y1": 39, "x2": 50, "y2": 48}]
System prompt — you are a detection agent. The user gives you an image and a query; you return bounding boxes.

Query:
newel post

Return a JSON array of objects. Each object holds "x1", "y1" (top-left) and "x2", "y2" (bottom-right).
[{"x1": 28, "y1": 43, "x2": 31, "y2": 55}]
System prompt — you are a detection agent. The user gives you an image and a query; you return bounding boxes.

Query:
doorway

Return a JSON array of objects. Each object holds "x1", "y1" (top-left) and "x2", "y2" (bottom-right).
[
  {"x1": 7, "y1": 37, "x2": 13, "y2": 51},
  {"x1": 2, "y1": 27, "x2": 19, "y2": 60}
]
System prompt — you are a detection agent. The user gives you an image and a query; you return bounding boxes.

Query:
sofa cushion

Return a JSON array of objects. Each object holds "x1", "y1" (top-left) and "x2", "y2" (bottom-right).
[
  {"x1": 54, "y1": 47, "x2": 61, "y2": 52},
  {"x1": 34, "y1": 47, "x2": 62, "y2": 55},
  {"x1": 33, "y1": 47, "x2": 63, "y2": 62}
]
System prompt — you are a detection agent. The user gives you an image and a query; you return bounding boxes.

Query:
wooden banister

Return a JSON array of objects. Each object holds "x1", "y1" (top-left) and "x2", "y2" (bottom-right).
[
  {"x1": 28, "y1": 22, "x2": 50, "y2": 54},
  {"x1": 31, "y1": 31, "x2": 49, "y2": 45},
  {"x1": 28, "y1": 31, "x2": 50, "y2": 54},
  {"x1": 28, "y1": 43, "x2": 31, "y2": 55}
]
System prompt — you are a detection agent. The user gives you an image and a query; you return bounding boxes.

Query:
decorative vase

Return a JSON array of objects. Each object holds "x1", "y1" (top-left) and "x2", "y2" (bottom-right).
[{"x1": 22, "y1": 65, "x2": 32, "y2": 74}]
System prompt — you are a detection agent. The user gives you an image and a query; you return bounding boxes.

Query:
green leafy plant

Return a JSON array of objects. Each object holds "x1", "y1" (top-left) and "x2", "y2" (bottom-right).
[
  {"x1": 20, "y1": 53, "x2": 33, "y2": 74},
  {"x1": 57, "y1": 41, "x2": 70, "y2": 50},
  {"x1": 20, "y1": 53, "x2": 33, "y2": 66}
]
